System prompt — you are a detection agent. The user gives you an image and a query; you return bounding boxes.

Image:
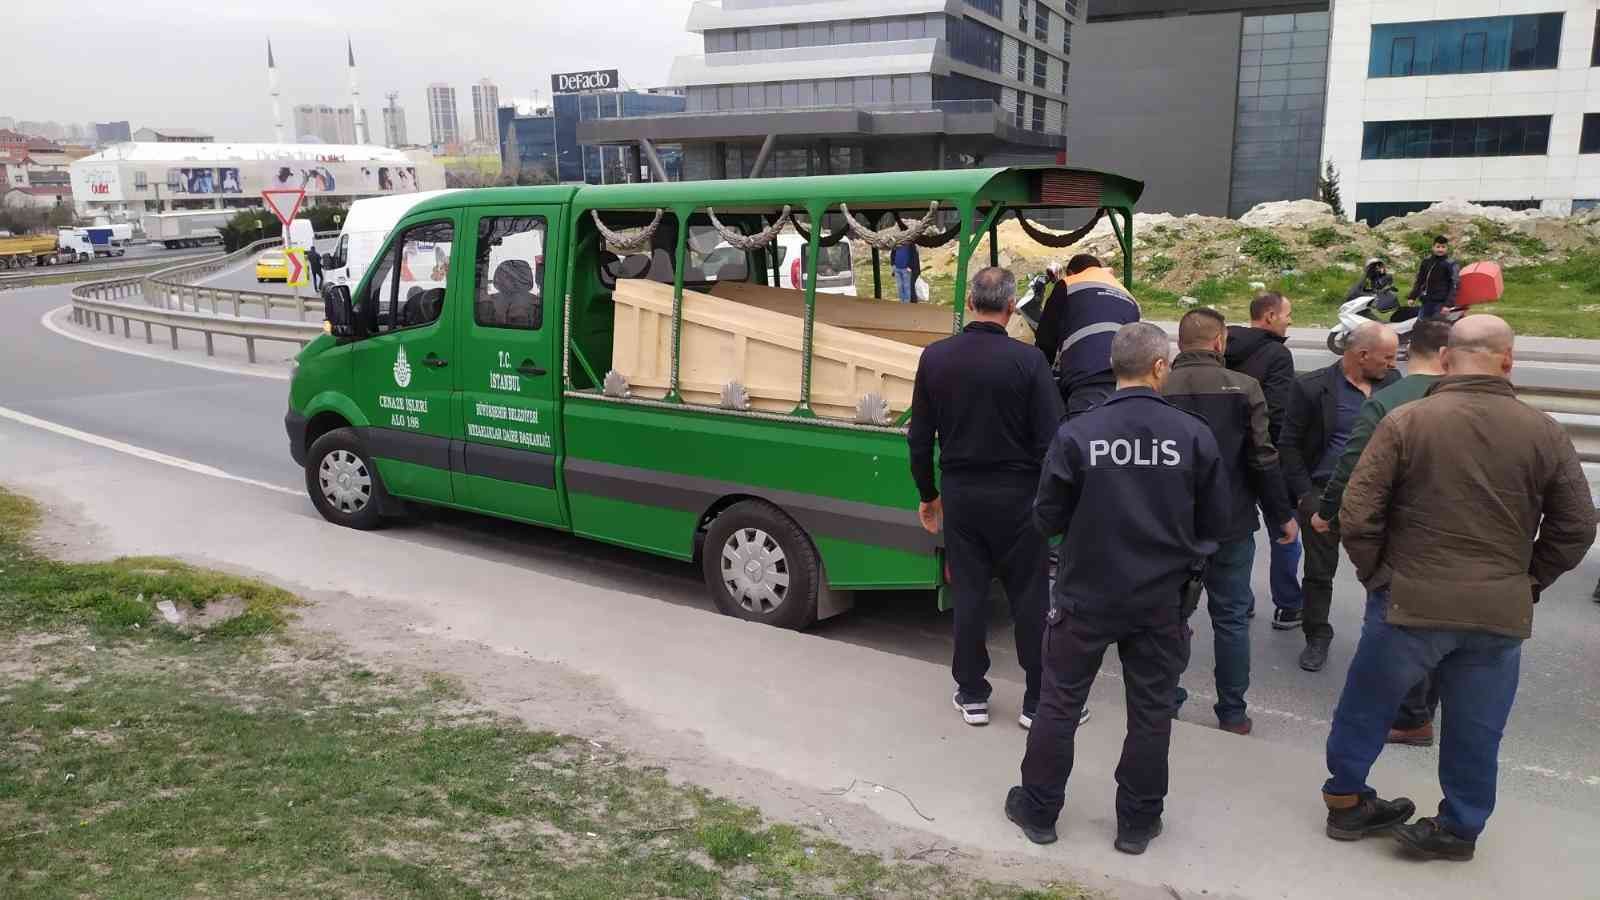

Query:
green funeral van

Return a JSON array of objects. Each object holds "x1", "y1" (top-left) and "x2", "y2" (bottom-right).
[{"x1": 285, "y1": 166, "x2": 1142, "y2": 629}]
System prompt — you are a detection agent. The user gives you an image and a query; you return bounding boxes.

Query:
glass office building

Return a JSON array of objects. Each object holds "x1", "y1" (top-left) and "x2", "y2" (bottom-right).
[{"x1": 500, "y1": 90, "x2": 687, "y2": 184}]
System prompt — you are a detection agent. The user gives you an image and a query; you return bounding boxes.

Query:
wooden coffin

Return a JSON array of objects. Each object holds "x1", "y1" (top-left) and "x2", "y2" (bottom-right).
[
  {"x1": 708, "y1": 281, "x2": 955, "y2": 348},
  {"x1": 610, "y1": 278, "x2": 923, "y2": 421}
]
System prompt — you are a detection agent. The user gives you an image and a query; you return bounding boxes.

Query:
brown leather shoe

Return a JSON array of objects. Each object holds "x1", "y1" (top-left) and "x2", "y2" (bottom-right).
[
  {"x1": 1219, "y1": 717, "x2": 1253, "y2": 735},
  {"x1": 1387, "y1": 722, "x2": 1435, "y2": 747}
]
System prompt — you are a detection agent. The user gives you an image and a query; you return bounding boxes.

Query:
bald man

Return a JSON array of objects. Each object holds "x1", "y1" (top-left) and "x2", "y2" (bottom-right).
[
  {"x1": 1324, "y1": 315, "x2": 1595, "y2": 860},
  {"x1": 1279, "y1": 322, "x2": 1400, "y2": 672}
]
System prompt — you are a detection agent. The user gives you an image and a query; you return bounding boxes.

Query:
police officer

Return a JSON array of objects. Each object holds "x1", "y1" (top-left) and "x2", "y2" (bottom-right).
[
  {"x1": 1005, "y1": 322, "x2": 1231, "y2": 855},
  {"x1": 909, "y1": 266, "x2": 1067, "y2": 731}
]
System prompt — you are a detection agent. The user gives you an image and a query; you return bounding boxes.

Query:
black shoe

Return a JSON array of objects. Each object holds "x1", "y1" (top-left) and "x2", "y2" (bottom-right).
[
  {"x1": 1324, "y1": 792, "x2": 1415, "y2": 841},
  {"x1": 1299, "y1": 635, "x2": 1332, "y2": 672},
  {"x1": 1393, "y1": 817, "x2": 1476, "y2": 861},
  {"x1": 1247, "y1": 605, "x2": 1257, "y2": 619},
  {"x1": 952, "y1": 691, "x2": 989, "y2": 726},
  {"x1": 1005, "y1": 786, "x2": 1057, "y2": 845},
  {"x1": 1114, "y1": 818, "x2": 1163, "y2": 855},
  {"x1": 1272, "y1": 608, "x2": 1303, "y2": 630}
]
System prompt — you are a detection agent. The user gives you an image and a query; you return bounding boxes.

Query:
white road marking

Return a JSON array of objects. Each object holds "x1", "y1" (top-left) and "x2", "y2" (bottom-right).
[
  {"x1": 0, "y1": 404, "x2": 300, "y2": 497},
  {"x1": 40, "y1": 305, "x2": 290, "y2": 381}
]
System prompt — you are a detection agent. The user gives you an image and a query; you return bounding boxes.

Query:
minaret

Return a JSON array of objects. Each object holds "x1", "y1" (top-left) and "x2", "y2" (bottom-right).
[
  {"x1": 268, "y1": 39, "x2": 284, "y2": 143},
  {"x1": 347, "y1": 36, "x2": 367, "y2": 145}
]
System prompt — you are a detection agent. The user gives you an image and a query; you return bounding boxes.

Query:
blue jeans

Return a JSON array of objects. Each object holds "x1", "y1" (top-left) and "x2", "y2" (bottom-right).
[
  {"x1": 1269, "y1": 532, "x2": 1303, "y2": 611},
  {"x1": 893, "y1": 266, "x2": 914, "y2": 302},
  {"x1": 1324, "y1": 592, "x2": 1522, "y2": 840},
  {"x1": 1200, "y1": 536, "x2": 1256, "y2": 724}
]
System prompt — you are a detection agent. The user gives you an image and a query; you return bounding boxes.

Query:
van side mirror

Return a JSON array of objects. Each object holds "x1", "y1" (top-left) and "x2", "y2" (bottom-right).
[{"x1": 323, "y1": 285, "x2": 359, "y2": 338}]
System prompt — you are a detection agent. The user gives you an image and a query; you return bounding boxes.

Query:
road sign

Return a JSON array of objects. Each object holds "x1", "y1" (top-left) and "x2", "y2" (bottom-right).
[
  {"x1": 285, "y1": 247, "x2": 310, "y2": 288},
  {"x1": 261, "y1": 188, "x2": 305, "y2": 227}
]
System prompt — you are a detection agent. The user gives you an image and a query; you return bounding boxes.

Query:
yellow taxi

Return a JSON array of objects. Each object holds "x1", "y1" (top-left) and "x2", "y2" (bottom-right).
[{"x1": 255, "y1": 249, "x2": 289, "y2": 283}]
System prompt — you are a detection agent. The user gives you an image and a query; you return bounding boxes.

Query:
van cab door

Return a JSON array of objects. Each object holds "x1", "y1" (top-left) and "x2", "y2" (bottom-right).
[
  {"x1": 350, "y1": 214, "x2": 460, "y2": 504},
  {"x1": 451, "y1": 205, "x2": 567, "y2": 527}
]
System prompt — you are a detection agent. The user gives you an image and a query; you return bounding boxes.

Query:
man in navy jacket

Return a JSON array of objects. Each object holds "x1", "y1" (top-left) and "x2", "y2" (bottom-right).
[{"x1": 1007, "y1": 322, "x2": 1231, "y2": 856}]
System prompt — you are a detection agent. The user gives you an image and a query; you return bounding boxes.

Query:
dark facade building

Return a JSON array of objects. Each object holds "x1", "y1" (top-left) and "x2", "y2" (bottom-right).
[
  {"x1": 1069, "y1": 1, "x2": 1329, "y2": 216},
  {"x1": 500, "y1": 89, "x2": 687, "y2": 184},
  {"x1": 579, "y1": 0, "x2": 1076, "y2": 181}
]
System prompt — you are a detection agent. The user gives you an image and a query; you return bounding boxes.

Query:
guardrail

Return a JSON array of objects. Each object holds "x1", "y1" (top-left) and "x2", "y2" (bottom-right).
[
  {"x1": 73, "y1": 278, "x2": 319, "y2": 362},
  {"x1": 69, "y1": 236, "x2": 326, "y2": 362},
  {"x1": 0, "y1": 250, "x2": 224, "y2": 291}
]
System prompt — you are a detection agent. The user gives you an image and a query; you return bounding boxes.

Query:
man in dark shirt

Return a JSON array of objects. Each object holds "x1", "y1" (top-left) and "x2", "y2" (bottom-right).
[
  {"x1": 1280, "y1": 322, "x2": 1400, "y2": 672},
  {"x1": 1224, "y1": 292, "x2": 1303, "y2": 629},
  {"x1": 1164, "y1": 308, "x2": 1298, "y2": 735},
  {"x1": 1409, "y1": 235, "x2": 1461, "y2": 320},
  {"x1": 1005, "y1": 322, "x2": 1230, "y2": 856},
  {"x1": 909, "y1": 266, "x2": 1066, "y2": 730}
]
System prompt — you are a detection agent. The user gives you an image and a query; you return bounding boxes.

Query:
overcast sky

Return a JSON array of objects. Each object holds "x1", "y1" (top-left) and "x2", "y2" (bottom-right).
[{"x1": 5, "y1": 0, "x2": 701, "y2": 142}]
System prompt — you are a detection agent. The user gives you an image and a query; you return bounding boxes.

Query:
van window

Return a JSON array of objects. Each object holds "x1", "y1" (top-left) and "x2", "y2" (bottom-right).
[
  {"x1": 804, "y1": 242, "x2": 852, "y2": 277},
  {"x1": 362, "y1": 219, "x2": 453, "y2": 333},
  {"x1": 474, "y1": 216, "x2": 546, "y2": 330}
]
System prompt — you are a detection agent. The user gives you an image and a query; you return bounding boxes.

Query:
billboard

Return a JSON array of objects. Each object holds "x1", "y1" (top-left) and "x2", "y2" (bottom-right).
[
  {"x1": 71, "y1": 164, "x2": 121, "y2": 200},
  {"x1": 552, "y1": 68, "x2": 618, "y2": 94}
]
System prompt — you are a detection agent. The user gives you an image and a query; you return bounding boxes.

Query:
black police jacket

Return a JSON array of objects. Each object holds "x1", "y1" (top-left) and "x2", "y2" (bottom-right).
[{"x1": 1034, "y1": 387, "x2": 1232, "y2": 615}]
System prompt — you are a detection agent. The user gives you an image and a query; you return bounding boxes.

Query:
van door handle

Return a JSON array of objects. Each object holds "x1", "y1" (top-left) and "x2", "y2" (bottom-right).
[
  {"x1": 518, "y1": 359, "x2": 547, "y2": 377},
  {"x1": 423, "y1": 353, "x2": 448, "y2": 368}
]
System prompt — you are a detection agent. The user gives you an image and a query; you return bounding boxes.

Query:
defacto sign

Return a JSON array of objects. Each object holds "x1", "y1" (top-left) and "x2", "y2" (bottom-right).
[{"x1": 551, "y1": 69, "x2": 618, "y2": 94}]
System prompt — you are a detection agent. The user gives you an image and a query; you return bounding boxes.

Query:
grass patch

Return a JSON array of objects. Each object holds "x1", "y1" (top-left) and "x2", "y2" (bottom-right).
[
  {"x1": 0, "y1": 491, "x2": 296, "y2": 639},
  {"x1": 1239, "y1": 229, "x2": 1296, "y2": 270},
  {"x1": 1306, "y1": 226, "x2": 1342, "y2": 248},
  {"x1": 0, "y1": 486, "x2": 1094, "y2": 899},
  {"x1": 1145, "y1": 254, "x2": 1176, "y2": 280},
  {"x1": 1464, "y1": 221, "x2": 1548, "y2": 257}
]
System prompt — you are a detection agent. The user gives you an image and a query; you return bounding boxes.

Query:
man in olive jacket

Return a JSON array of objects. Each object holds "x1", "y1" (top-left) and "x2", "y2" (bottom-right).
[
  {"x1": 1322, "y1": 316, "x2": 1596, "y2": 861},
  {"x1": 1311, "y1": 318, "x2": 1453, "y2": 747}
]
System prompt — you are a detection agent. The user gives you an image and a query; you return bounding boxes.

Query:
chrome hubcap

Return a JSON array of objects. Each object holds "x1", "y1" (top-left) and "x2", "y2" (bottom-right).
[
  {"x1": 720, "y1": 527, "x2": 789, "y2": 615},
  {"x1": 318, "y1": 449, "x2": 372, "y2": 514}
]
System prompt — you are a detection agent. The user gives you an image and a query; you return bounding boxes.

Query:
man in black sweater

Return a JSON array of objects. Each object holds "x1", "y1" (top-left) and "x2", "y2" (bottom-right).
[
  {"x1": 1280, "y1": 322, "x2": 1400, "y2": 672},
  {"x1": 1224, "y1": 292, "x2": 1302, "y2": 630},
  {"x1": 909, "y1": 266, "x2": 1070, "y2": 731}
]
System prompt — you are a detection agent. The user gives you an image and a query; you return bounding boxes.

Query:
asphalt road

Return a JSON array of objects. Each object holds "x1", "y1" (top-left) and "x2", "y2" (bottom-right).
[
  {"x1": 199, "y1": 241, "x2": 337, "y2": 295},
  {"x1": 4, "y1": 281, "x2": 1598, "y2": 821}
]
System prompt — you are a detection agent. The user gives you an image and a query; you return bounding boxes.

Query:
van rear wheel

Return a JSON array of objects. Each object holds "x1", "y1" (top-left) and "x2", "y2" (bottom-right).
[
  {"x1": 305, "y1": 428, "x2": 389, "y2": 530},
  {"x1": 701, "y1": 500, "x2": 819, "y2": 630}
]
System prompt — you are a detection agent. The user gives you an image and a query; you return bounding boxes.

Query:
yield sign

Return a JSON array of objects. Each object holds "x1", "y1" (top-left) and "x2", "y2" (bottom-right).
[
  {"x1": 284, "y1": 247, "x2": 310, "y2": 288},
  {"x1": 261, "y1": 188, "x2": 306, "y2": 226}
]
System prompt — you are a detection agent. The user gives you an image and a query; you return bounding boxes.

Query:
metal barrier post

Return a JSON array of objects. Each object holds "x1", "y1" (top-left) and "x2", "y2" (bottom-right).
[
  {"x1": 143, "y1": 322, "x2": 152, "y2": 344},
  {"x1": 169, "y1": 326, "x2": 178, "y2": 350},
  {"x1": 204, "y1": 333, "x2": 214, "y2": 357},
  {"x1": 122, "y1": 318, "x2": 130, "y2": 339},
  {"x1": 245, "y1": 337, "x2": 256, "y2": 363}
]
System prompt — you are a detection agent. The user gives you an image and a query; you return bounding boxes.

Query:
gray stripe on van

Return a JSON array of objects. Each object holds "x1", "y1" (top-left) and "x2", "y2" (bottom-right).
[{"x1": 564, "y1": 458, "x2": 938, "y2": 556}]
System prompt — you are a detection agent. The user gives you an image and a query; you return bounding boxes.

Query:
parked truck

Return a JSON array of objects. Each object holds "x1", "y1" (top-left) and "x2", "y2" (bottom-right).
[
  {"x1": 142, "y1": 210, "x2": 230, "y2": 249},
  {"x1": 0, "y1": 231, "x2": 104, "y2": 268},
  {"x1": 61, "y1": 227, "x2": 125, "y2": 259}
]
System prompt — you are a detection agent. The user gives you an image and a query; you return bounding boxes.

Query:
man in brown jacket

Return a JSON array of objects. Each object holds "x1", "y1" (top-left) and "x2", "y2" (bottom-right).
[{"x1": 1319, "y1": 316, "x2": 1597, "y2": 861}]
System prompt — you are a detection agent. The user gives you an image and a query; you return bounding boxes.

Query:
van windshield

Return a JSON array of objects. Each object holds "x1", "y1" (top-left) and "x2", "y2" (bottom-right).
[{"x1": 804, "y1": 242, "x2": 851, "y2": 277}]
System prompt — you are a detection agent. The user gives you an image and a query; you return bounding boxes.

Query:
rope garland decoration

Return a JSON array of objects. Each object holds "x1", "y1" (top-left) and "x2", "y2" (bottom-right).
[
  {"x1": 791, "y1": 214, "x2": 850, "y2": 248},
  {"x1": 1013, "y1": 207, "x2": 1105, "y2": 248},
  {"x1": 891, "y1": 210, "x2": 962, "y2": 249},
  {"x1": 706, "y1": 205, "x2": 791, "y2": 250},
  {"x1": 838, "y1": 201, "x2": 940, "y2": 250},
  {"x1": 589, "y1": 208, "x2": 665, "y2": 253}
]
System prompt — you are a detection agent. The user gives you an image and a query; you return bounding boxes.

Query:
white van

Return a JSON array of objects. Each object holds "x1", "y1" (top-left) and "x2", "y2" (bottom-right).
[
  {"x1": 320, "y1": 190, "x2": 458, "y2": 291},
  {"x1": 701, "y1": 229, "x2": 857, "y2": 296}
]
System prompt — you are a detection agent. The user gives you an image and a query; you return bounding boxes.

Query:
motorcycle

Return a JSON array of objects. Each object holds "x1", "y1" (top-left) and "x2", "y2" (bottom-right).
[{"x1": 1325, "y1": 260, "x2": 1504, "y2": 355}]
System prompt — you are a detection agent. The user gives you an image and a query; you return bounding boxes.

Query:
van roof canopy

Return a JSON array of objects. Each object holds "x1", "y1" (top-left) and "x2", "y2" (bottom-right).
[{"x1": 405, "y1": 166, "x2": 1142, "y2": 218}]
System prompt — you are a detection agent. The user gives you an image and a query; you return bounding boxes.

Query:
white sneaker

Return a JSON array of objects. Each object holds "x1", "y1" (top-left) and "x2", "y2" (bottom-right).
[
  {"x1": 953, "y1": 692, "x2": 990, "y2": 726},
  {"x1": 1019, "y1": 707, "x2": 1091, "y2": 730}
]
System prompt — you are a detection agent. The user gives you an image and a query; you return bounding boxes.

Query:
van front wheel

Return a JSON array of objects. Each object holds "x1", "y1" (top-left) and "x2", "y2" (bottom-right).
[
  {"x1": 701, "y1": 500, "x2": 819, "y2": 630},
  {"x1": 305, "y1": 428, "x2": 388, "y2": 530}
]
